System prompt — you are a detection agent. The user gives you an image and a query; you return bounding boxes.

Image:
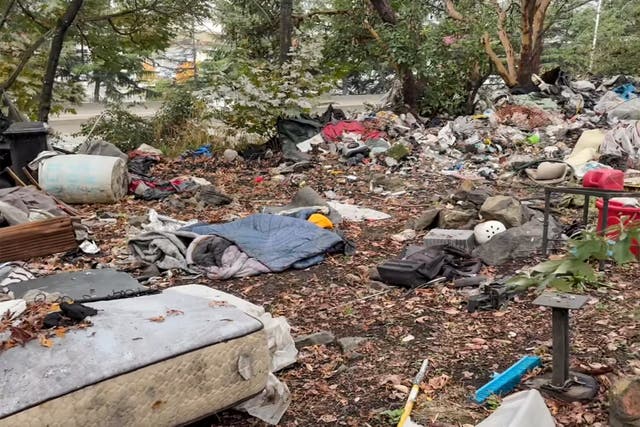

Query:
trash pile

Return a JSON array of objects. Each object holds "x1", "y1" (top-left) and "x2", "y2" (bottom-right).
[{"x1": 1, "y1": 72, "x2": 640, "y2": 426}]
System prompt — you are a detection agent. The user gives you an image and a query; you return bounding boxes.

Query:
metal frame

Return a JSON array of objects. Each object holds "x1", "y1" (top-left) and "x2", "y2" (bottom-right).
[{"x1": 541, "y1": 186, "x2": 640, "y2": 267}]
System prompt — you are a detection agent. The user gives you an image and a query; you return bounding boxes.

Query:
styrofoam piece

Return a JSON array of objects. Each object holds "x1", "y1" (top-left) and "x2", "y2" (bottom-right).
[
  {"x1": 473, "y1": 356, "x2": 542, "y2": 404},
  {"x1": 476, "y1": 390, "x2": 554, "y2": 427},
  {"x1": 425, "y1": 228, "x2": 476, "y2": 253}
]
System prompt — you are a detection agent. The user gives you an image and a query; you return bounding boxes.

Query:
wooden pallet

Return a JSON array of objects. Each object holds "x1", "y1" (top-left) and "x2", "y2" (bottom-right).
[{"x1": 0, "y1": 217, "x2": 78, "y2": 262}]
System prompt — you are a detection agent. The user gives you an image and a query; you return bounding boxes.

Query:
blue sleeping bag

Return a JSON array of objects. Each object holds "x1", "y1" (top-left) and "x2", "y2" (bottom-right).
[{"x1": 181, "y1": 214, "x2": 345, "y2": 271}]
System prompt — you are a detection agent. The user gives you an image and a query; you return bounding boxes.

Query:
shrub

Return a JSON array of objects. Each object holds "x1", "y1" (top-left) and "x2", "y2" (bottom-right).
[{"x1": 79, "y1": 104, "x2": 154, "y2": 153}]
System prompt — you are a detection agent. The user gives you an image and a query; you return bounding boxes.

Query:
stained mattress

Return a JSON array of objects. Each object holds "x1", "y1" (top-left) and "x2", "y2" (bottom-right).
[{"x1": 0, "y1": 286, "x2": 270, "y2": 426}]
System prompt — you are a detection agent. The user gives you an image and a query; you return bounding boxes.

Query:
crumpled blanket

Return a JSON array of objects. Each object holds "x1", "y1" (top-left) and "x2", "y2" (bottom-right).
[
  {"x1": 186, "y1": 235, "x2": 271, "y2": 279},
  {"x1": 181, "y1": 213, "x2": 346, "y2": 272},
  {"x1": 127, "y1": 231, "x2": 193, "y2": 271},
  {"x1": 0, "y1": 186, "x2": 66, "y2": 226}
]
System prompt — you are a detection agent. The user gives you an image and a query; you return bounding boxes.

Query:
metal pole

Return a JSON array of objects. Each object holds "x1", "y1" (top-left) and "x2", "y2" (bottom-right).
[
  {"x1": 551, "y1": 308, "x2": 570, "y2": 387},
  {"x1": 542, "y1": 188, "x2": 551, "y2": 255},
  {"x1": 589, "y1": 0, "x2": 603, "y2": 72}
]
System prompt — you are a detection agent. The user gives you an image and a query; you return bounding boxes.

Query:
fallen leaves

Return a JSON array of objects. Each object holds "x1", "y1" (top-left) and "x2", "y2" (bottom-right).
[{"x1": 38, "y1": 335, "x2": 53, "y2": 348}]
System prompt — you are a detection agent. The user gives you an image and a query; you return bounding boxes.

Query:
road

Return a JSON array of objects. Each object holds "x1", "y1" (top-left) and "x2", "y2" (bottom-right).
[{"x1": 48, "y1": 94, "x2": 382, "y2": 135}]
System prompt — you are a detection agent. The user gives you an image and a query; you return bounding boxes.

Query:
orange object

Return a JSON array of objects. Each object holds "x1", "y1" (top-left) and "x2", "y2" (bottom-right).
[{"x1": 308, "y1": 213, "x2": 333, "y2": 229}]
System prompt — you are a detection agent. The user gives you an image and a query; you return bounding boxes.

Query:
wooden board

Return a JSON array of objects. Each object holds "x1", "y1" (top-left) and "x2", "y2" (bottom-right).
[{"x1": 0, "y1": 217, "x2": 77, "y2": 262}]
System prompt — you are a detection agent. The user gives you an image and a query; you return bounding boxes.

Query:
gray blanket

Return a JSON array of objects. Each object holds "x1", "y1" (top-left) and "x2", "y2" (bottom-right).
[
  {"x1": 128, "y1": 231, "x2": 193, "y2": 271},
  {"x1": 186, "y1": 235, "x2": 271, "y2": 279},
  {"x1": 181, "y1": 214, "x2": 345, "y2": 272}
]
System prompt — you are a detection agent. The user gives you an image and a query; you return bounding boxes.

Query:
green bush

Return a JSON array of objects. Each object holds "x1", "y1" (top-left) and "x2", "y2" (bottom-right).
[
  {"x1": 79, "y1": 104, "x2": 154, "y2": 153},
  {"x1": 79, "y1": 90, "x2": 213, "y2": 156}
]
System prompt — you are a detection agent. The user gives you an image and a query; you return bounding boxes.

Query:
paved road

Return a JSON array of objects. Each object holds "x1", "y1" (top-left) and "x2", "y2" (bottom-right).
[{"x1": 48, "y1": 95, "x2": 382, "y2": 135}]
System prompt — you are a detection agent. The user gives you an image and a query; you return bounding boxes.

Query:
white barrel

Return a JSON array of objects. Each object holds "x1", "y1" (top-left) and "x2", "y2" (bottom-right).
[{"x1": 39, "y1": 154, "x2": 128, "y2": 204}]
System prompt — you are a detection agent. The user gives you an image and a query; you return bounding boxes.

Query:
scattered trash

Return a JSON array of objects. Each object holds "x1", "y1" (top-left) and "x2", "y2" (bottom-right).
[{"x1": 466, "y1": 282, "x2": 520, "y2": 312}]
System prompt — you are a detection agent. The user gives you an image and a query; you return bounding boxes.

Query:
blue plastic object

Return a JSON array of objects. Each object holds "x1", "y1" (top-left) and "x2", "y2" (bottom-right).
[
  {"x1": 613, "y1": 84, "x2": 637, "y2": 101},
  {"x1": 473, "y1": 356, "x2": 542, "y2": 404},
  {"x1": 183, "y1": 145, "x2": 212, "y2": 158}
]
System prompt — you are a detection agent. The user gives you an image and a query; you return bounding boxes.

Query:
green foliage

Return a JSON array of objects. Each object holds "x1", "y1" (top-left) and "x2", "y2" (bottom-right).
[
  {"x1": 381, "y1": 408, "x2": 404, "y2": 424},
  {"x1": 80, "y1": 90, "x2": 212, "y2": 155},
  {"x1": 323, "y1": 0, "x2": 493, "y2": 116},
  {"x1": 545, "y1": 0, "x2": 640, "y2": 76},
  {"x1": 485, "y1": 395, "x2": 502, "y2": 410},
  {"x1": 0, "y1": 0, "x2": 211, "y2": 118},
  {"x1": 153, "y1": 90, "x2": 212, "y2": 155},
  {"x1": 508, "y1": 222, "x2": 640, "y2": 293},
  {"x1": 79, "y1": 104, "x2": 154, "y2": 152},
  {"x1": 200, "y1": 38, "x2": 335, "y2": 140}
]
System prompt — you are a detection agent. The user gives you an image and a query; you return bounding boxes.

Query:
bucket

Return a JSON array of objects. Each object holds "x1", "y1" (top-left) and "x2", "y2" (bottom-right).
[
  {"x1": 596, "y1": 199, "x2": 640, "y2": 256},
  {"x1": 39, "y1": 154, "x2": 128, "y2": 204}
]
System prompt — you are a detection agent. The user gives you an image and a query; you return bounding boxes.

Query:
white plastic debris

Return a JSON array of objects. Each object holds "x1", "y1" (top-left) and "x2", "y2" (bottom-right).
[
  {"x1": 79, "y1": 240, "x2": 100, "y2": 254},
  {"x1": 327, "y1": 201, "x2": 391, "y2": 222},
  {"x1": 476, "y1": 390, "x2": 554, "y2": 427}
]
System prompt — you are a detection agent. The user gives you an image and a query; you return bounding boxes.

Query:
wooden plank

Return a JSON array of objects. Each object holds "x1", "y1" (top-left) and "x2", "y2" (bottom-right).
[{"x1": 0, "y1": 217, "x2": 78, "y2": 262}]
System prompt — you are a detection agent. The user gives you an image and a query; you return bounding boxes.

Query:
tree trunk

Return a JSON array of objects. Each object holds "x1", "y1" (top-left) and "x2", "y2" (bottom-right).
[
  {"x1": 369, "y1": 0, "x2": 423, "y2": 112},
  {"x1": 370, "y1": 0, "x2": 397, "y2": 24},
  {"x1": 93, "y1": 78, "x2": 101, "y2": 103},
  {"x1": 515, "y1": 0, "x2": 550, "y2": 87},
  {"x1": 38, "y1": 0, "x2": 84, "y2": 122},
  {"x1": 279, "y1": 0, "x2": 293, "y2": 63}
]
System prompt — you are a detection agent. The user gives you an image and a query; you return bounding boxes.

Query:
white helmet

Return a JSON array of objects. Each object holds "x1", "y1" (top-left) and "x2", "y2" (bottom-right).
[{"x1": 474, "y1": 220, "x2": 507, "y2": 244}]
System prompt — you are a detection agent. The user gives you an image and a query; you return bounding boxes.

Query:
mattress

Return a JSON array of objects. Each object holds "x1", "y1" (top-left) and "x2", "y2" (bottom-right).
[{"x1": 0, "y1": 286, "x2": 270, "y2": 427}]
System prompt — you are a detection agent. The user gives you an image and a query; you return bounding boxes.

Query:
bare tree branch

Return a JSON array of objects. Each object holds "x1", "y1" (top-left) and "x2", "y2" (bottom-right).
[
  {"x1": 444, "y1": 0, "x2": 465, "y2": 21},
  {"x1": 482, "y1": 32, "x2": 516, "y2": 86},
  {"x1": 0, "y1": 0, "x2": 16, "y2": 31},
  {"x1": 16, "y1": 0, "x2": 49, "y2": 29},
  {"x1": 0, "y1": 29, "x2": 53, "y2": 91},
  {"x1": 80, "y1": 0, "x2": 161, "y2": 22},
  {"x1": 489, "y1": 0, "x2": 517, "y2": 81},
  {"x1": 369, "y1": 0, "x2": 398, "y2": 24}
]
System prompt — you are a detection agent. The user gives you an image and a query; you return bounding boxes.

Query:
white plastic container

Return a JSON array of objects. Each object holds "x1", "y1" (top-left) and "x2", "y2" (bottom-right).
[
  {"x1": 39, "y1": 154, "x2": 128, "y2": 204},
  {"x1": 476, "y1": 390, "x2": 554, "y2": 427}
]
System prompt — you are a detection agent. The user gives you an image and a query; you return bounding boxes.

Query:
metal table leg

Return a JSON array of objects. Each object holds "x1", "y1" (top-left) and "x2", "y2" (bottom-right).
[
  {"x1": 542, "y1": 188, "x2": 551, "y2": 255},
  {"x1": 583, "y1": 195, "x2": 590, "y2": 226},
  {"x1": 552, "y1": 307, "x2": 570, "y2": 387}
]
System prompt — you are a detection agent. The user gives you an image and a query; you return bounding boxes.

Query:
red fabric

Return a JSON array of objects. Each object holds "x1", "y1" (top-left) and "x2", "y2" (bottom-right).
[
  {"x1": 583, "y1": 169, "x2": 624, "y2": 191},
  {"x1": 322, "y1": 121, "x2": 384, "y2": 142}
]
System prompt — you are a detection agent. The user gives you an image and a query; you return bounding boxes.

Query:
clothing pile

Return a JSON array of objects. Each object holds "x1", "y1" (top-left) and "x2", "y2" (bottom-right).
[{"x1": 129, "y1": 213, "x2": 349, "y2": 280}]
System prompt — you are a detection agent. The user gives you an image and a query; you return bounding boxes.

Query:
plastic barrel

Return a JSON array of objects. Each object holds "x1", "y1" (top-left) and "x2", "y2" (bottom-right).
[{"x1": 39, "y1": 154, "x2": 128, "y2": 204}]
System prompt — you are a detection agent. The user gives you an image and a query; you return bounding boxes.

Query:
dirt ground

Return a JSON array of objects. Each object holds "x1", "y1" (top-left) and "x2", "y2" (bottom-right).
[{"x1": 31, "y1": 154, "x2": 639, "y2": 426}]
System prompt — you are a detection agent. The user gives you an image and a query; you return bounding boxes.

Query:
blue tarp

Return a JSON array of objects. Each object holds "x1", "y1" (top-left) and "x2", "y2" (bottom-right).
[{"x1": 181, "y1": 214, "x2": 344, "y2": 272}]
